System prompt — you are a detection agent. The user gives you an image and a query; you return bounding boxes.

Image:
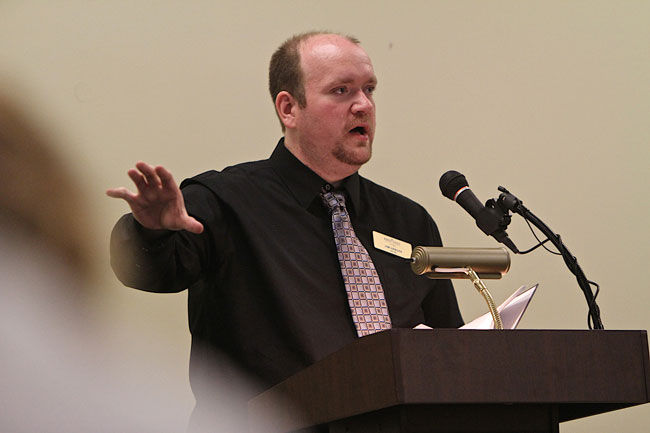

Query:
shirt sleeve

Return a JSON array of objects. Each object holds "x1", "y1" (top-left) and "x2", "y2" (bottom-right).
[{"x1": 109, "y1": 184, "x2": 216, "y2": 293}]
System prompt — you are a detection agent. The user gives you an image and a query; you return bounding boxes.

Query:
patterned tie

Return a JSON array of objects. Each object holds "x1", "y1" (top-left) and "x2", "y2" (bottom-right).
[{"x1": 321, "y1": 187, "x2": 392, "y2": 337}]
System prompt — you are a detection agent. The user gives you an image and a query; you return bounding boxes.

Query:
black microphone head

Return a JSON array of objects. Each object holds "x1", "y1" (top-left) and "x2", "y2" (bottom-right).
[{"x1": 439, "y1": 170, "x2": 469, "y2": 201}]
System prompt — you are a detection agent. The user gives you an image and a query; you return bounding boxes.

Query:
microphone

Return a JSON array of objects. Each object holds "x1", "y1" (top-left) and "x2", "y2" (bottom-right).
[{"x1": 439, "y1": 171, "x2": 519, "y2": 253}]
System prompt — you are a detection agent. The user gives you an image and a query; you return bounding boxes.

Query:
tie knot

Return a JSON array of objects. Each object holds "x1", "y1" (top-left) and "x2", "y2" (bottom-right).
[{"x1": 321, "y1": 189, "x2": 346, "y2": 212}]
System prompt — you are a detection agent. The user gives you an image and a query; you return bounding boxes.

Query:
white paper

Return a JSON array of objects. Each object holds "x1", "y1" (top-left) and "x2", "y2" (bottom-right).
[
  {"x1": 460, "y1": 284, "x2": 538, "y2": 330},
  {"x1": 413, "y1": 284, "x2": 538, "y2": 330}
]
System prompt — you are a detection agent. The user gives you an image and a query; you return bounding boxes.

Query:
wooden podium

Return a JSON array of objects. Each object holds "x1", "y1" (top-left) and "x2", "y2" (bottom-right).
[{"x1": 248, "y1": 329, "x2": 650, "y2": 433}]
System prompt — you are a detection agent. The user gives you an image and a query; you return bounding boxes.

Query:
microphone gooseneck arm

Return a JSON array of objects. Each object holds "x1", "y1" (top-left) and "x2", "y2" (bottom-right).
[{"x1": 497, "y1": 186, "x2": 604, "y2": 330}]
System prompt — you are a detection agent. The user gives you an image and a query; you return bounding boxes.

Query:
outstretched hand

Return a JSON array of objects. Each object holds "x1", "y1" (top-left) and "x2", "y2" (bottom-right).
[{"x1": 106, "y1": 162, "x2": 204, "y2": 234}]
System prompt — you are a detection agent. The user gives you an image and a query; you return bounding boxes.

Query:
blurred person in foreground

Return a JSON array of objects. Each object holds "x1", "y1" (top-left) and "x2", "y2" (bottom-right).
[
  {"x1": 0, "y1": 93, "x2": 103, "y2": 432},
  {"x1": 0, "y1": 93, "x2": 246, "y2": 432},
  {"x1": 108, "y1": 32, "x2": 463, "y2": 430}
]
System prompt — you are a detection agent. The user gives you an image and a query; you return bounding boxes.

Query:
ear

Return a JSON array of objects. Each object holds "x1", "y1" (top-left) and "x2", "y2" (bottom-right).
[{"x1": 275, "y1": 91, "x2": 299, "y2": 129}]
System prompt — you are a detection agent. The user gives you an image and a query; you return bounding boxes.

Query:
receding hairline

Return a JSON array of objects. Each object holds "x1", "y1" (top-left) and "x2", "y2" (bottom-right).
[
  {"x1": 294, "y1": 31, "x2": 360, "y2": 47},
  {"x1": 299, "y1": 34, "x2": 375, "y2": 86},
  {"x1": 299, "y1": 33, "x2": 363, "y2": 62},
  {"x1": 298, "y1": 32, "x2": 360, "y2": 48}
]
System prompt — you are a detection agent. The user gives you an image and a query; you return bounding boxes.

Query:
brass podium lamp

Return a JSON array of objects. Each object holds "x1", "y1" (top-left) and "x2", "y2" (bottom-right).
[{"x1": 411, "y1": 246, "x2": 511, "y2": 330}]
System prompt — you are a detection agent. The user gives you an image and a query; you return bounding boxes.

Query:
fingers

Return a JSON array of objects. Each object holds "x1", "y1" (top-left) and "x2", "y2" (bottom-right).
[
  {"x1": 110, "y1": 162, "x2": 175, "y2": 198},
  {"x1": 135, "y1": 162, "x2": 162, "y2": 188},
  {"x1": 133, "y1": 163, "x2": 180, "y2": 194},
  {"x1": 106, "y1": 186, "x2": 133, "y2": 200},
  {"x1": 151, "y1": 166, "x2": 202, "y2": 233},
  {"x1": 127, "y1": 168, "x2": 148, "y2": 192},
  {"x1": 107, "y1": 162, "x2": 159, "y2": 203},
  {"x1": 156, "y1": 165, "x2": 179, "y2": 191},
  {"x1": 108, "y1": 162, "x2": 196, "y2": 233}
]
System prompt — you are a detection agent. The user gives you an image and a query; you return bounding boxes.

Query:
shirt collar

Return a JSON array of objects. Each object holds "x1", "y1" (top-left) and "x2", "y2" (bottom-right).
[{"x1": 269, "y1": 138, "x2": 361, "y2": 212}]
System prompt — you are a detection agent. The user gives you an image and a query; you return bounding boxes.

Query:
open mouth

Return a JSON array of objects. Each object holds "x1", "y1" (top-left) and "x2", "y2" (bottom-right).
[{"x1": 350, "y1": 126, "x2": 367, "y2": 136}]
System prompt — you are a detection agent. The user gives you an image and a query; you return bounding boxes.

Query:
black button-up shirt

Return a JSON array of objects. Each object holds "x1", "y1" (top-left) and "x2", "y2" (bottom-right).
[{"x1": 110, "y1": 138, "x2": 463, "y2": 400}]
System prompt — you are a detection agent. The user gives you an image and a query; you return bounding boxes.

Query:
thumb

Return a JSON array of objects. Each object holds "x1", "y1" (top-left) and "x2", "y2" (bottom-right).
[{"x1": 183, "y1": 216, "x2": 204, "y2": 234}]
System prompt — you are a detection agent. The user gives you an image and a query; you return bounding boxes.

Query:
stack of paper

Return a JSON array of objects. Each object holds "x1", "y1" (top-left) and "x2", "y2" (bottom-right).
[{"x1": 414, "y1": 284, "x2": 538, "y2": 330}]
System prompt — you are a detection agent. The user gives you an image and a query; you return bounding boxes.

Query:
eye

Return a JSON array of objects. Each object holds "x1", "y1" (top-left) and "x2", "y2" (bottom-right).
[
  {"x1": 364, "y1": 85, "x2": 376, "y2": 95},
  {"x1": 332, "y1": 86, "x2": 348, "y2": 95}
]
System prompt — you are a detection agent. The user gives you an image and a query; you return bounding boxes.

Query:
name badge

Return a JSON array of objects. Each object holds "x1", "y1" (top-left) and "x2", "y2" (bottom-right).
[{"x1": 373, "y1": 231, "x2": 412, "y2": 259}]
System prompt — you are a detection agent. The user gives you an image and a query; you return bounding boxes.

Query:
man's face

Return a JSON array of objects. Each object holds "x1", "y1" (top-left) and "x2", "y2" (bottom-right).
[{"x1": 293, "y1": 35, "x2": 377, "y2": 171}]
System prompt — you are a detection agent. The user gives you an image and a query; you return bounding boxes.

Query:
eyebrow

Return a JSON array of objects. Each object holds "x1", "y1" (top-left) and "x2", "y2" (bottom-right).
[{"x1": 325, "y1": 76, "x2": 378, "y2": 87}]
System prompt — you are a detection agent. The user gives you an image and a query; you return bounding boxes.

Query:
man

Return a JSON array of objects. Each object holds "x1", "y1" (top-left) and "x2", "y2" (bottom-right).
[{"x1": 108, "y1": 32, "x2": 463, "y2": 428}]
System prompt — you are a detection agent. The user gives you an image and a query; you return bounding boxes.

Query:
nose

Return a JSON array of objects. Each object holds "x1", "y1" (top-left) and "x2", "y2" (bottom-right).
[{"x1": 351, "y1": 90, "x2": 374, "y2": 115}]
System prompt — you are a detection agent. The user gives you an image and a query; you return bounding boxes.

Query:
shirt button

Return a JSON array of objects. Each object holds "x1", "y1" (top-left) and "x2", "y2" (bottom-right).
[{"x1": 324, "y1": 184, "x2": 332, "y2": 191}]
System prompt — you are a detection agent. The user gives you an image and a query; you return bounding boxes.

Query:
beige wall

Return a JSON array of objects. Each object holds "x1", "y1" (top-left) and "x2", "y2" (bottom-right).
[{"x1": 1, "y1": 1, "x2": 648, "y2": 430}]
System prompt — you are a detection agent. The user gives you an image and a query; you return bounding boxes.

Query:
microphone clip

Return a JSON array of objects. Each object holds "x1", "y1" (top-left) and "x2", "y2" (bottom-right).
[
  {"x1": 496, "y1": 186, "x2": 525, "y2": 214},
  {"x1": 478, "y1": 197, "x2": 519, "y2": 254}
]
